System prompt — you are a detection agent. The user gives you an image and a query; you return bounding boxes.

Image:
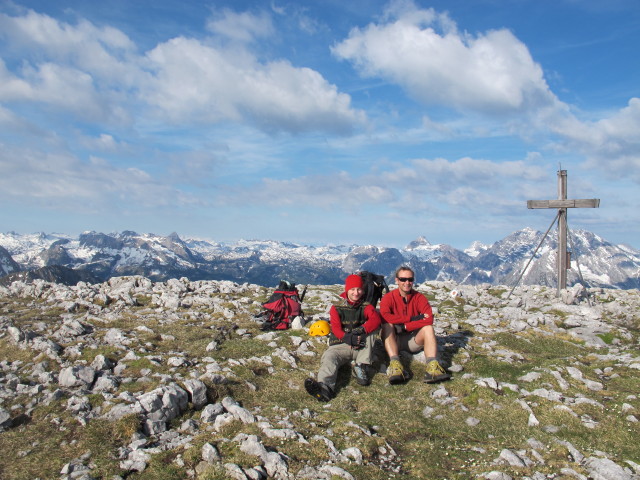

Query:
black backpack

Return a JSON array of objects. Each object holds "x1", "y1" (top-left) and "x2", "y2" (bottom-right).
[{"x1": 358, "y1": 271, "x2": 389, "y2": 307}]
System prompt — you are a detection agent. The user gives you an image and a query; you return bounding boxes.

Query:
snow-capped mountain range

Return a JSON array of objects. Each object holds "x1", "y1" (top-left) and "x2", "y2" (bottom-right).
[{"x1": 0, "y1": 228, "x2": 639, "y2": 289}]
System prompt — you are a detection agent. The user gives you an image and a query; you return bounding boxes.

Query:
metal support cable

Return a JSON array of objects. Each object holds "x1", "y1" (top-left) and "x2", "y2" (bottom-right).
[{"x1": 507, "y1": 211, "x2": 560, "y2": 299}]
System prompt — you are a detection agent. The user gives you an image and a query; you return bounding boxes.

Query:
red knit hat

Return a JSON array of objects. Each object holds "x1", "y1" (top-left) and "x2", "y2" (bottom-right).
[{"x1": 344, "y1": 274, "x2": 363, "y2": 293}]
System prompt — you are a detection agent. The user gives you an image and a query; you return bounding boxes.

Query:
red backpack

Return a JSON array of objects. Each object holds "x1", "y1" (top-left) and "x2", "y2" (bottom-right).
[{"x1": 257, "y1": 280, "x2": 306, "y2": 330}]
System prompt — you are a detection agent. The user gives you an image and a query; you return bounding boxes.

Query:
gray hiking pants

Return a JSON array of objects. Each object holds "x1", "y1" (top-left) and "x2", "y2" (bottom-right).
[{"x1": 317, "y1": 333, "x2": 378, "y2": 389}]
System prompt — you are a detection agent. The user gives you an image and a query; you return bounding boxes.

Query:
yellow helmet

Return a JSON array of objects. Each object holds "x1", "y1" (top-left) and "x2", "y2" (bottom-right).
[{"x1": 308, "y1": 320, "x2": 330, "y2": 336}]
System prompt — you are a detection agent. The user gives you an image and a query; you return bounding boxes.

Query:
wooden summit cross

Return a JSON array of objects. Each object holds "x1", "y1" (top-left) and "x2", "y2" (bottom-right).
[{"x1": 527, "y1": 170, "x2": 600, "y2": 295}]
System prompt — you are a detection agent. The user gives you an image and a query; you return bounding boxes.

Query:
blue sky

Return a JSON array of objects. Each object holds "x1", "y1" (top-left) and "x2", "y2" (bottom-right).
[{"x1": 0, "y1": 0, "x2": 638, "y2": 250}]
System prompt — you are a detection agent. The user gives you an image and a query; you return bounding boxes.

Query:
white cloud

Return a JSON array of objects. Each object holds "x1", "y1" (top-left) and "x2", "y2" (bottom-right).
[
  {"x1": 269, "y1": 2, "x2": 324, "y2": 35},
  {"x1": 376, "y1": 156, "x2": 551, "y2": 215},
  {"x1": 223, "y1": 155, "x2": 551, "y2": 220},
  {"x1": 0, "y1": 9, "x2": 137, "y2": 83},
  {"x1": 1, "y1": 9, "x2": 364, "y2": 135},
  {"x1": 142, "y1": 36, "x2": 365, "y2": 133},
  {"x1": 0, "y1": 58, "x2": 116, "y2": 121},
  {"x1": 0, "y1": 58, "x2": 31, "y2": 99},
  {"x1": 332, "y1": 0, "x2": 558, "y2": 115},
  {"x1": 0, "y1": 144, "x2": 196, "y2": 210},
  {"x1": 211, "y1": 170, "x2": 393, "y2": 209},
  {"x1": 0, "y1": 9, "x2": 133, "y2": 51},
  {"x1": 0, "y1": 11, "x2": 139, "y2": 123},
  {"x1": 206, "y1": 9, "x2": 274, "y2": 43},
  {"x1": 79, "y1": 133, "x2": 124, "y2": 152},
  {"x1": 24, "y1": 63, "x2": 102, "y2": 112},
  {"x1": 0, "y1": 102, "x2": 24, "y2": 126},
  {"x1": 558, "y1": 98, "x2": 640, "y2": 180}
]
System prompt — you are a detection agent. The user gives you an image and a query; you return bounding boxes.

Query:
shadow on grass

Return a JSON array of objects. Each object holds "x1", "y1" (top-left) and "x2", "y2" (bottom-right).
[
  {"x1": 439, "y1": 329, "x2": 475, "y2": 369},
  {"x1": 332, "y1": 329, "x2": 476, "y2": 389},
  {"x1": 392, "y1": 329, "x2": 475, "y2": 379}
]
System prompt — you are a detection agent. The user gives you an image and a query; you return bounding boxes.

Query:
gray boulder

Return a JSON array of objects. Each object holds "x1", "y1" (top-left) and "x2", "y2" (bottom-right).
[
  {"x1": 583, "y1": 457, "x2": 636, "y2": 480},
  {"x1": 200, "y1": 403, "x2": 224, "y2": 423},
  {"x1": 59, "y1": 366, "x2": 96, "y2": 388},
  {"x1": 183, "y1": 379, "x2": 208, "y2": 409}
]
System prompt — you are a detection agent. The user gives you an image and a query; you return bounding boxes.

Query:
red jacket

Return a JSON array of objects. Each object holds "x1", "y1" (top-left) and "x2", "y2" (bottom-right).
[
  {"x1": 329, "y1": 300, "x2": 382, "y2": 340},
  {"x1": 379, "y1": 288, "x2": 434, "y2": 332}
]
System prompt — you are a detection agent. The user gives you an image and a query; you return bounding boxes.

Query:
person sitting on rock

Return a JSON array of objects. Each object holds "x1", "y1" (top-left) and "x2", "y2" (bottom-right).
[
  {"x1": 304, "y1": 274, "x2": 382, "y2": 402},
  {"x1": 379, "y1": 266, "x2": 450, "y2": 385}
]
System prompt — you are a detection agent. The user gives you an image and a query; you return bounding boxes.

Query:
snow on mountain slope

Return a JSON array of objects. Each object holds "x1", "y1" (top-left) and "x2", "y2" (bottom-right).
[
  {"x1": 186, "y1": 238, "x2": 352, "y2": 263},
  {"x1": 0, "y1": 232, "x2": 70, "y2": 268},
  {"x1": 464, "y1": 241, "x2": 490, "y2": 258},
  {"x1": 403, "y1": 236, "x2": 443, "y2": 261},
  {"x1": 1, "y1": 229, "x2": 638, "y2": 289}
]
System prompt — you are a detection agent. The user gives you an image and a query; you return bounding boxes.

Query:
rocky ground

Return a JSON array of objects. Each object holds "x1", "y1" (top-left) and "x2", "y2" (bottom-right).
[{"x1": 0, "y1": 276, "x2": 639, "y2": 480}]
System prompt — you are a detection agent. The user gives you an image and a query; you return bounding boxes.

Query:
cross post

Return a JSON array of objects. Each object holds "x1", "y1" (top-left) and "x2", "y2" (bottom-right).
[{"x1": 527, "y1": 170, "x2": 600, "y2": 295}]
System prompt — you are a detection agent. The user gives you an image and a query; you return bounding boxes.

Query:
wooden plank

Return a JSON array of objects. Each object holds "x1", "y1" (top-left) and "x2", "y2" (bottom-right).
[
  {"x1": 527, "y1": 199, "x2": 600, "y2": 209},
  {"x1": 573, "y1": 199, "x2": 600, "y2": 208}
]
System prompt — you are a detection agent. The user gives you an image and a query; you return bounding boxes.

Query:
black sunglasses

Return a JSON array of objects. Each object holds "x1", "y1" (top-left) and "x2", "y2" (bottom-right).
[{"x1": 397, "y1": 277, "x2": 414, "y2": 282}]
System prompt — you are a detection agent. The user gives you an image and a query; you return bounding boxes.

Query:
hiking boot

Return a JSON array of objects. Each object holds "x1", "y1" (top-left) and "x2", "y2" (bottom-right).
[
  {"x1": 304, "y1": 378, "x2": 334, "y2": 402},
  {"x1": 424, "y1": 360, "x2": 451, "y2": 384},
  {"x1": 387, "y1": 359, "x2": 409, "y2": 385},
  {"x1": 352, "y1": 363, "x2": 371, "y2": 386}
]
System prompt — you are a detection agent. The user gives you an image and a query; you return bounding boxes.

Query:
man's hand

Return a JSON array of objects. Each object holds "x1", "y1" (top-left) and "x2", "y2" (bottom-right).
[
  {"x1": 410, "y1": 314, "x2": 425, "y2": 322},
  {"x1": 351, "y1": 327, "x2": 366, "y2": 349},
  {"x1": 351, "y1": 326, "x2": 365, "y2": 336},
  {"x1": 343, "y1": 331, "x2": 366, "y2": 349}
]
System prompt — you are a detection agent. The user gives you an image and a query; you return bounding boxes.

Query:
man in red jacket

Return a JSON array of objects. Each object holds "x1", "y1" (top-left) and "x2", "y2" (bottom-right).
[{"x1": 379, "y1": 266, "x2": 450, "y2": 385}]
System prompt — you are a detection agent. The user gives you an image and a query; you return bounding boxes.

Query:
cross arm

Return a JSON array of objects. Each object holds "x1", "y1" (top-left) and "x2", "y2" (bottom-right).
[{"x1": 527, "y1": 199, "x2": 600, "y2": 209}]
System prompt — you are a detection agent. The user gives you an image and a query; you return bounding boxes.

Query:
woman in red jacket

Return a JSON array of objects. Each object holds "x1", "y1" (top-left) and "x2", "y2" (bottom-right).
[{"x1": 379, "y1": 266, "x2": 450, "y2": 385}]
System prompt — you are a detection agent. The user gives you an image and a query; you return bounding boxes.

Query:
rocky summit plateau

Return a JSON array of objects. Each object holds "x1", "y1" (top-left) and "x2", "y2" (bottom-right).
[{"x1": 0, "y1": 274, "x2": 638, "y2": 480}]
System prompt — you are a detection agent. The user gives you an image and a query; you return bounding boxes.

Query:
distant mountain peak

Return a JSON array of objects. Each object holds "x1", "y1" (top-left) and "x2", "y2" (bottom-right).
[
  {"x1": 464, "y1": 241, "x2": 490, "y2": 258},
  {"x1": 405, "y1": 236, "x2": 431, "y2": 250}
]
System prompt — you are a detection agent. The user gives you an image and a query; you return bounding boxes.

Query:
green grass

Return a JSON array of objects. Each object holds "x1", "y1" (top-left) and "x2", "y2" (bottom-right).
[
  {"x1": 493, "y1": 332, "x2": 585, "y2": 359},
  {"x1": 597, "y1": 331, "x2": 617, "y2": 344},
  {"x1": 547, "y1": 308, "x2": 570, "y2": 320},
  {"x1": 487, "y1": 288, "x2": 508, "y2": 298},
  {"x1": 438, "y1": 298, "x2": 468, "y2": 319},
  {"x1": 0, "y1": 402, "x2": 139, "y2": 480}
]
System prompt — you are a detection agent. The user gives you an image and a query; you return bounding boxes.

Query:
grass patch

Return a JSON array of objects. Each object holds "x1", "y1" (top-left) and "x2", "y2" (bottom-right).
[
  {"x1": 437, "y1": 298, "x2": 467, "y2": 319},
  {"x1": 0, "y1": 403, "x2": 139, "y2": 480},
  {"x1": 128, "y1": 450, "x2": 185, "y2": 480},
  {"x1": 0, "y1": 338, "x2": 40, "y2": 365},
  {"x1": 606, "y1": 367, "x2": 640, "y2": 397},
  {"x1": 547, "y1": 308, "x2": 570, "y2": 320},
  {"x1": 134, "y1": 294, "x2": 153, "y2": 306},
  {"x1": 215, "y1": 336, "x2": 277, "y2": 363},
  {"x1": 487, "y1": 288, "x2": 507, "y2": 298},
  {"x1": 596, "y1": 331, "x2": 617, "y2": 345},
  {"x1": 493, "y1": 332, "x2": 584, "y2": 360},
  {"x1": 463, "y1": 353, "x2": 531, "y2": 383},
  {"x1": 78, "y1": 346, "x2": 121, "y2": 364}
]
